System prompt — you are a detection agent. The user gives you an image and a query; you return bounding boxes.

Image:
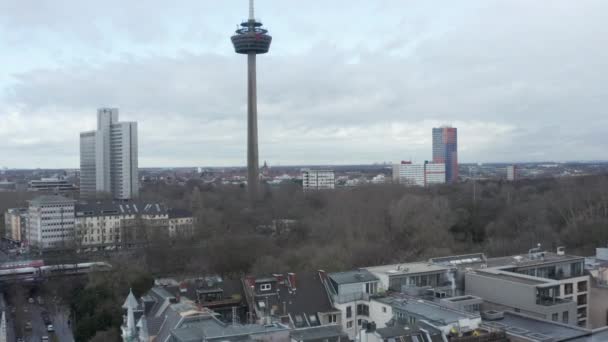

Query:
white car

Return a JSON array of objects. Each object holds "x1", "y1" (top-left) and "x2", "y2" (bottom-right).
[{"x1": 47, "y1": 324, "x2": 55, "y2": 332}]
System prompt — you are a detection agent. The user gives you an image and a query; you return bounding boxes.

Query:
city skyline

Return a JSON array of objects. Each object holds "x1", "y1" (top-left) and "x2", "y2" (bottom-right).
[{"x1": 1, "y1": 1, "x2": 607, "y2": 168}]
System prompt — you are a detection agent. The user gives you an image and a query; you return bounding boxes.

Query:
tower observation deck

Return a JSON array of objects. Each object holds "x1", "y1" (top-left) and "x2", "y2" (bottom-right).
[{"x1": 231, "y1": 0, "x2": 272, "y2": 203}]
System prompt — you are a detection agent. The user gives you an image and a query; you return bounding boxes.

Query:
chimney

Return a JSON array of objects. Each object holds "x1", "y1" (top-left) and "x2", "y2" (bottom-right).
[
  {"x1": 245, "y1": 275, "x2": 256, "y2": 288},
  {"x1": 287, "y1": 273, "x2": 296, "y2": 290},
  {"x1": 273, "y1": 274, "x2": 285, "y2": 284}
]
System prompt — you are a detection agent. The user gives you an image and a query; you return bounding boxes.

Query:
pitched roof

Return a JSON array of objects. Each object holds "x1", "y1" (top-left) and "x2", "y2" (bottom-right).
[{"x1": 122, "y1": 289, "x2": 139, "y2": 310}]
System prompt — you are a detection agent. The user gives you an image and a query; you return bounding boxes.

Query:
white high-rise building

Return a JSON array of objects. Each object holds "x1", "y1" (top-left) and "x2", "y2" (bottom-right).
[
  {"x1": 26, "y1": 195, "x2": 76, "y2": 250},
  {"x1": 392, "y1": 161, "x2": 446, "y2": 187},
  {"x1": 80, "y1": 108, "x2": 138, "y2": 199},
  {"x1": 507, "y1": 165, "x2": 517, "y2": 181},
  {"x1": 302, "y1": 169, "x2": 335, "y2": 191}
]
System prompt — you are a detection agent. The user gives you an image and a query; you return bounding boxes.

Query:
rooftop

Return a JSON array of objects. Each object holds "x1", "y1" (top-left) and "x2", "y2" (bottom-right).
[
  {"x1": 472, "y1": 269, "x2": 553, "y2": 286},
  {"x1": 28, "y1": 195, "x2": 74, "y2": 205},
  {"x1": 75, "y1": 201, "x2": 170, "y2": 217},
  {"x1": 486, "y1": 251, "x2": 584, "y2": 269},
  {"x1": 328, "y1": 269, "x2": 378, "y2": 285},
  {"x1": 171, "y1": 316, "x2": 289, "y2": 342},
  {"x1": 482, "y1": 311, "x2": 588, "y2": 341},
  {"x1": 374, "y1": 295, "x2": 479, "y2": 326},
  {"x1": 365, "y1": 262, "x2": 451, "y2": 276},
  {"x1": 289, "y1": 325, "x2": 348, "y2": 342}
]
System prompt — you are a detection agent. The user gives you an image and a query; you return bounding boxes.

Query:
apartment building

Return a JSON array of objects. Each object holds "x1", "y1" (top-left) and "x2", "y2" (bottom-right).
[
  {"x1": 322, "y1": 269, "x2": 380, "y2": 340},
  {"x1": 302, "y1": 169, "x2": 335, "y2": 191},
  {"x1": 26, "y1": 195, "x2": 76, "y2": 250},
  {"x1": 74, "y1": 202, "x2": 194, "y2": 249},
  {"x1": 464, "y1": 247, "x2": 590, "y2": 327},
  {"x1": 4, "y1": 208, "x2": 27, "y2": 243},
  {"x1": 28, "y1": 177, "x2": 77, "y2": 193},
  {"x1": 365, "y1": 262, "x2": 455, "y2": 297}
]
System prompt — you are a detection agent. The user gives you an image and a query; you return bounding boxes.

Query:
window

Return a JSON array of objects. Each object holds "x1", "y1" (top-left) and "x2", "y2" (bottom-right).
[
  {"x1": 357, "y1": 304, "x2": 369, "y2": 316},
  {"x1": 357, "y1": 319, "x2": 362, "y2": 326},
  {"x1": 577, "y1": 294, "x2": 587, "y2": 306},
  {"x1": 578, "y1": 307, "x2": 587, "y2": 318},
  {"x1": 365, "y1": 282, "x2": 377, "y2": 294},
  {"x1": 552, "y1": 313, "x2": 559, "y2": 321},
  {"x1": 346, "y1": 306, "x2": 352, "y2": 318},
  {"x1": 328, "y1": 314, "x2": 337, "y2": 323},
  {"x1": 260, "y1": 283, "x2": 271, "y2": 291},
  {"x1": 565, "y1": 283, "x2": 573, "y2": 295},
  {"x1": 346, "y1": 321, "x2": 353, "y2": 329},
  {"x1": 382, "y1": 306, "x2": 387, "y2": 313},
  {"x1": 578, "y1": 281, "x2": 588, "y2": 292},
  {"x1": 563, "y1": 311, "x2": 569, "y2": 324}
]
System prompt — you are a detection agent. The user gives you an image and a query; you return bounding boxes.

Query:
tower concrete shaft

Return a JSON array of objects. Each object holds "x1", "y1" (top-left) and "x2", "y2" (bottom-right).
[
  {"x1": 247, "y1": 53, "x2": 259, "y2": 201},
  {"x1": 231, "y1": 0, "x2": 271, "y2": 203}
]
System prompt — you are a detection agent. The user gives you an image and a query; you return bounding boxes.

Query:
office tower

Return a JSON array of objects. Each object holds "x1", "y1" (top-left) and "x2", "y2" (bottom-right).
[
  {"x1": 507, "y1": 165, "x2": 517, "y2": 181},
  {"x1": 432, "y1": 126, "x2": 458, "y2": 183},
  {"x1": 27, "y1": 195, "x2": 76, "y2": 250},
  {"x1": 231, "y1": 0, "x2": 272, "y2": 203},
  {"x1": 392, "y1": 161, "x2": 446, "y2": 187},
  {"x1": 80, "y1": 108, "x2": 138, "y2": 200},
  {"x1": 302, "y1": 169, "x2": 335, "y2": 191}
]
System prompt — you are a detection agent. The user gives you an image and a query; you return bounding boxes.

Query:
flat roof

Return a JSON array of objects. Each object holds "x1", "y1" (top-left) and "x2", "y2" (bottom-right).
[
  {"x1": 486, "y1": 252, "x2": 584, "y2": 269},
  {"x1": 365, "y1": 262, "x2": 451, "y2": 276},
  {"x1": 473, "y1": 270, "x2": 551, "y2": 286},
  {"x1": 483, "y1": 312, "x2": 588, "y2": 341},
  {"x1": 374, "y1": 296, "x2": 479, "y2": 325},
  {"x1": 328, "y1": 270, "x2": 378, "y2": 285}
]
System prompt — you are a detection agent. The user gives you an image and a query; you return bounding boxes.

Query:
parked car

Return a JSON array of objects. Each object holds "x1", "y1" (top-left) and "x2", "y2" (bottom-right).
[
  {"x1": 28, "y1": 297, "x2": 34, "y2": 304},
  {"x1": 37, "y1": 296, "x2": 44, "y2": 305},
  {"x1": 41, "y1": 336, "x2": 49, "y2": 342},
  {"x1": 47, "y1": 324, "x2": 54, "y2": 333},
  {"x1": 25, "y1": 321, "x2": 32, "y2": 331},
  {"x1": 41, "y1": 311, "x2": 51, "y2": 325}
]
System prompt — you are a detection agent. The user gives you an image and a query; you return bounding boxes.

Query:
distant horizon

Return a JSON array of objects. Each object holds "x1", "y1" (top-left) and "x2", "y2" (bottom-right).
[{"x1": 3, "y1": 159, "x2": 608, "y2": 172}]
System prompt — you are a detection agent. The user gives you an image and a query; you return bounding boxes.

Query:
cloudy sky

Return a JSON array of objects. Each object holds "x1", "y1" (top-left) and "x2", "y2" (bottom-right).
[{"x1": 1, "y1": 0, "x2": 606, "y2": 168}]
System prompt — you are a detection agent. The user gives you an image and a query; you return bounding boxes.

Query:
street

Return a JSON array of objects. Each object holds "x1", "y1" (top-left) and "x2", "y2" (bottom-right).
[{"x1": 10, "y1": 298, "x2": 74, "y2": 342}]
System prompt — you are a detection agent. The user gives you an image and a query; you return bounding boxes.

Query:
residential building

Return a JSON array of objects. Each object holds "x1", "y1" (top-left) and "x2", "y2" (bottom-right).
[
  {"x1": 323, "y1": 269, "x2": 380, "y2": 340},
  {"x1": 507, "y1": 165, "x2": 517, "y2": 181},
  {"x1": 80, "y1": 108, "x2": 138, "y2": 200},
  {"x1": 392, "y1": 161, "x2": 446, "y2": 187},
  {"x1": 26, "y1": 195, "x2": 76, "y2": 250},
  {"x1": 302, "y1": 169, "x2": 335, "y2": 191},
  {"x1": 465, "y1": 247, "x2": 590, "y2": 327},
  {"x1": 242, "y1": 272, "x2": 339, "y2": 328},
  {"x1": 74, "y1": 201, "x2": 194, "y2": 250},
  {"x1": 28, "y1": 177, "x2": 77, "y2": 193},
  {"x1": 482, "y1": 311, "x2": 590, "y2": 341},
  {"x1": 365, "y1": 262, "x2": 455, "y2": 297},
  {"x1": 4, "y1": 208, "x2": 27, "y2": 243},
  {"x1": 168, "y1": 209, "x2": 195, "y2": 238},
  {"x1": 120, "y1": 287, "x2": 290, "y2": 342},
  {"x1": 432, "y1": 126, "x2": 458, "y2": 183}
]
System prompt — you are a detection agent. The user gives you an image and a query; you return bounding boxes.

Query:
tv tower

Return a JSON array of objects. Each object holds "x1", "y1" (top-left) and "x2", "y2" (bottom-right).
[{"x1": 231, "y1": 0, "x2": 272, "y2": 203}]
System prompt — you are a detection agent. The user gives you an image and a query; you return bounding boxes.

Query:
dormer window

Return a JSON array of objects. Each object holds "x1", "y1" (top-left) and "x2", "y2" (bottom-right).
[{"x1": 260, "y1": 283, "x2": 271, "y2": 291}]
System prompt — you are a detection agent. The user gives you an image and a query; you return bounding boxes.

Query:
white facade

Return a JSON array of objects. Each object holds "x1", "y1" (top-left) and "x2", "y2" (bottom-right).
[
  {"x1": 507, "y1": 165, "x2": 517, "y2": 181},
  {"x1": 80, "y1": 108, "x2": 139, "y2": 199},
  {"x1": 302, "y1": 169, "x2": 335, "y2": 191},
  {"x1": 392, "y1": 162, "x2": 445, "y2": 187},
  {"x1": 26, "y1": 196, "x2": 76, "y2": 250}
]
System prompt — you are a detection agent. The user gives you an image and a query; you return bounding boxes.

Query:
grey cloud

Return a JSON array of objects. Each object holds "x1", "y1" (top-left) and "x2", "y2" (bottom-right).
[{"x1": 1, "y1": 0, "x2": 607, "y2": 167}]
